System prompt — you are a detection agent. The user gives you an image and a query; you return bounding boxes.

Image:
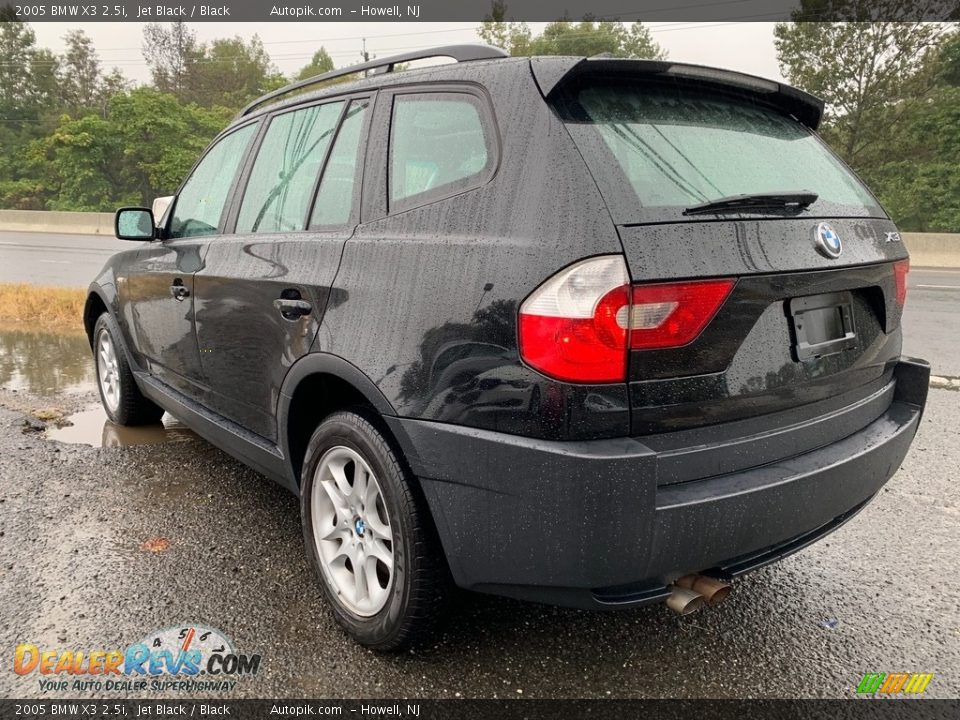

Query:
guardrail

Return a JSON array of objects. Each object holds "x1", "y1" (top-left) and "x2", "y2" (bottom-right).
[
  {"x1": 0, "y1": 210, "x2": 956, "y2": 268},
  {"x1": 902, "y1": 233, "x2": 960, "y2": 268},
  {"x1": 0, "y1": 209, "x2": 115, "y2": 235}
]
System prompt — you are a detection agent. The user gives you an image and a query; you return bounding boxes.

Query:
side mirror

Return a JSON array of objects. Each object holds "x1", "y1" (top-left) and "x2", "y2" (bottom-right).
[
  {"x1": 115, "y1": 207, "x2": 155, "y2": 241},
  {"x1": 151, "y1": 196, "x2": 173, "y2": 228}
]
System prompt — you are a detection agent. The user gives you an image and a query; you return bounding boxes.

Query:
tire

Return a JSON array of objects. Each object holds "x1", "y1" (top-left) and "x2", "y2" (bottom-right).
[
  {"x1": 93, "y1": 313, "x2": 164, "y2": 426},
  {"x1": 301, "y1": 409, "x2": 449, "y2": 650}
]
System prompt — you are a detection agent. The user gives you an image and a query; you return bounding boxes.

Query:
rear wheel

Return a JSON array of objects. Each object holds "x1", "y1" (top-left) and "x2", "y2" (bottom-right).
[
  {"x1": 301, "y1": 410, "x2": 448, "y2": 650},
  {"x1": 93, "y1": 313, "x2": 164, "y2": 426}
]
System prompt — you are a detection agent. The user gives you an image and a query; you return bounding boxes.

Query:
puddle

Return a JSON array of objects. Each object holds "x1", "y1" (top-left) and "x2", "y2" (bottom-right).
[
  {"x1": 47, "y1": 405, "x2": 198, "y2": 447},
  {"x1": 0, "y1": 327, "x2": 95, "y2": 396}
]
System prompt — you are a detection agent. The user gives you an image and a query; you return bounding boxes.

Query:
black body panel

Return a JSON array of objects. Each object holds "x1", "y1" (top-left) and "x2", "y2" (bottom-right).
[
  {"x1": 193, "y1": 234, "x2": 339, "y2": 441},
  {"x1": 122, "y1": 238, "x2": 207, "y2": 397},
  {"x1": 627, "y1": 262, "x2": 902, "y2": 433},
  {"x1": 392, "y1": 359, "x2": 927, "y2": 607},
  {"x1": 617, "y1": 218, "x2": 907, "y2": 282},
  {"x1": 317, "y1": 61, "x2": 631, "y2": 441}
]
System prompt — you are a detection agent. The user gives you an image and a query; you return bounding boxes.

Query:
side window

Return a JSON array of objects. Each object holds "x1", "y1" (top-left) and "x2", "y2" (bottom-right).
[
  {"x1": 389, "y1": 92, "x2": 493, "y2": 211},
  {"x1": 309, "y1": 99, "x2": 369, "y2": 228},
  {"x1": 169, "y1": 124, "x2": 256, "y2": 239},
  {"x1": 236, "y1": 101, "x2": 344, "y2": 234}
]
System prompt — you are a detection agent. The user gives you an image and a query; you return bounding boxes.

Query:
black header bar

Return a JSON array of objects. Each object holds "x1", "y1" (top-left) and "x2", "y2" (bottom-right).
[
  {"x1": 2, "y1": 699, "x2": 960, "y2": 719},
  {"x1": 4, "y1": 0, "x2": 959, "y2": 23}
]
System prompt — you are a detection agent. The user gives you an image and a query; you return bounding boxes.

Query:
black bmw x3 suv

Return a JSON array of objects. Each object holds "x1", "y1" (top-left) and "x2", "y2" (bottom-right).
[{"x1": 86, "y1": 45, "x2": 929, "y2": 649}]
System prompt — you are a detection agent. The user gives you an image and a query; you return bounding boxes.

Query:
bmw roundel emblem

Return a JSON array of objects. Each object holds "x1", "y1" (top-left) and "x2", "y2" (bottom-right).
[{"x1": 814, "y1": 222, "x2": 842, "y2": 259}]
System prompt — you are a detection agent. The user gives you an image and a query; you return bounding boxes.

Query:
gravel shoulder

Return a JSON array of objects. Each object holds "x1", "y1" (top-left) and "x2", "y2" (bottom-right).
[{"x1": 0, "y1": 386, "x2": 957, "y2": 699}]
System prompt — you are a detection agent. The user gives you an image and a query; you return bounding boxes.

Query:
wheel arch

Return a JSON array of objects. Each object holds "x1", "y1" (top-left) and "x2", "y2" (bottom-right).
[
  {"x1": 278, "y1": 353, "x2": 403, "y2": 489},
  {"x1": 83, "y1": 283, "x2": 115, "y2": 348}
]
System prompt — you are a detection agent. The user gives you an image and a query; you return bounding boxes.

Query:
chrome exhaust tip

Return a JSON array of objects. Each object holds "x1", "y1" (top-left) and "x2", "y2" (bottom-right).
[
  {"x1": 675, "y1": 574, "x2": 733, "y2": 605},
  {"x1": 665, "y1": 586, "x2": 705, "y2": 615}
]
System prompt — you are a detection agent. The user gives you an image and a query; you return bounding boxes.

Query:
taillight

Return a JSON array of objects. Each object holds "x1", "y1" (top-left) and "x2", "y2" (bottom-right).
[
  {"x1": 518, "y1": 255, "x2": 735, "y2": 383},
  {"x1": 894, "y1": 259, "x2": 909, "y2": 306},
  {"x1": 518, "y1": 256, "x2": 629, "y2": 383},
  {"x1": 628, "y1": 279, "x2": 734, "y2": 350}
]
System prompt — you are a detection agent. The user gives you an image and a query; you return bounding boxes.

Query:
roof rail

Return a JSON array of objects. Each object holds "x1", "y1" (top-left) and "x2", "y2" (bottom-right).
[{"x1": 237, "y1": 44, "x2": 509, "y2": 118}]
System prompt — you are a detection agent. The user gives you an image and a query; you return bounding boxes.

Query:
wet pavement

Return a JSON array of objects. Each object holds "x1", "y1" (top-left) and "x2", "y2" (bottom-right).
[
  {"x1": 0, "y1": 231, "x2": 133, "y2": 288},
  {"x1": 0, "y1": 328, "x2": 94, "y2": 397},
  {"x1": 46, "y1": 406, "x2": 198, "y2": 448},
  {"x1": 0, "y1": 329, "x2": 958, "y2": 699}
]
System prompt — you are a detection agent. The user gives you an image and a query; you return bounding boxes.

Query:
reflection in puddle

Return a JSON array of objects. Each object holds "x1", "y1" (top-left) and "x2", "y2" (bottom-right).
[
  {"x1": 0, "y1": 327, "x2": 95, "y2": 396},
  {"x1": 47, "y1": 405, "x2": 198, "y2": 447}
]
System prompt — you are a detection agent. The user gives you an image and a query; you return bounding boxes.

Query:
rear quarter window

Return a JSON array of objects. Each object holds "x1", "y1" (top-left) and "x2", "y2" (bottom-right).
[{"x1": 388, "y1": 91, "x2": 496, "y2": 213}]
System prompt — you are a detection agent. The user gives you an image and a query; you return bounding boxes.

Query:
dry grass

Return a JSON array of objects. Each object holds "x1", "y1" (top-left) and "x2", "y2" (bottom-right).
[{"x1": 0, "y1": 283, "x2": 87, "y2": 334}]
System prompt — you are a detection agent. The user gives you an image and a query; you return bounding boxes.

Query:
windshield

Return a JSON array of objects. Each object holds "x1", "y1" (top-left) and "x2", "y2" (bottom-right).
[{"x1": 558, "y1": 81, "x2": 884, "y2": 224}]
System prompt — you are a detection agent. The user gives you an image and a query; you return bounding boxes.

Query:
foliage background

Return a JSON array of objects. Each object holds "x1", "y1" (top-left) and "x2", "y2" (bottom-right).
[{"x1": 0, "y1": 9, "x2": 957, "y2": 232}]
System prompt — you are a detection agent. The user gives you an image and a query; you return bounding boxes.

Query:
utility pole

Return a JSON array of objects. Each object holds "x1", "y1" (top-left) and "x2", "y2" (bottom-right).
[{"x1": 361, "y1": 38, "x2": 371, "y2": 77}]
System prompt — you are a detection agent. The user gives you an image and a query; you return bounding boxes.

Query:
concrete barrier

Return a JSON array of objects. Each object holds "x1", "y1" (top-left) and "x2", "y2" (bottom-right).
[
  {"x1": 0, "y1": 209, "x2": 115, "y2": 235},
  {"x1": 902, "y1": 233, "x2": 960, "y2": 269},
  {"x1": 0, "y1": 210, "x2": 957, "y2": 267}
]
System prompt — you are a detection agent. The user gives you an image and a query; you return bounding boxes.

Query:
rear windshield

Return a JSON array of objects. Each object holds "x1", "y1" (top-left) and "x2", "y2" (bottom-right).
[{"x1": 557, "y1": 81, "x2": 884, "y2": 224}]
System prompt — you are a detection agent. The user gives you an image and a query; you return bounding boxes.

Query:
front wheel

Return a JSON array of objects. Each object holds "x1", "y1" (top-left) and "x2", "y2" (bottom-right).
[
  {"x1": 93, "y1": 313, "x2": 164, "y2": 426},
  {"x1": 301, "y1": 410, "x2": 449, "y2": 650}
]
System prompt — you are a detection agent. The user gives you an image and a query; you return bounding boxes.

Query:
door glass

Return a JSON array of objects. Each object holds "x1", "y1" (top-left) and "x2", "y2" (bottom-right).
[
  {"x1": 310, "y1": 99, "x2": 369, "y2": 228},
  {"x1": 169, "y1": 124, "x2": 256, "y2": 239},
  {"x1": 389, "y1": 94, "x2": 490, "y2": 207},
  {"x1": 237, "y1": 101, "x2": 344, "y2": 234}
]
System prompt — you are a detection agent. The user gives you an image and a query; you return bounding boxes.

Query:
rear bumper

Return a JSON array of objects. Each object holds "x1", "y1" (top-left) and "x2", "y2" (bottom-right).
[{"x1": 386, "y1": 358, "x2": 929, "y2": 609}]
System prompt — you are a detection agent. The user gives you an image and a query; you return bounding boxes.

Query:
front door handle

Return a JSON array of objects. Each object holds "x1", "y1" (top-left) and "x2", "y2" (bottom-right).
[
  {"x1": 273, "y1": 298, "x2": 312, "y2": 319},
  {"x1": 169, "y1": 283, "x2": 190, "y2": 301}
]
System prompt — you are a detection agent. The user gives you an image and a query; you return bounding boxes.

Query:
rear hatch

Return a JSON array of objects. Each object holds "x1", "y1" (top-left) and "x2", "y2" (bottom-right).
[{"x1": 543, "y1": 60, "x2": 909, "y2": 437}]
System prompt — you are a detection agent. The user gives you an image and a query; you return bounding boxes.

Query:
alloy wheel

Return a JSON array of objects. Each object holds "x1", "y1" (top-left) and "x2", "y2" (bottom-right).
[
  {"x1": 311, "y1": 446, "x2": 395, "y2": 616},
  {"x1": 96, "y1": 328, "x2": 121, "y2": 413}
]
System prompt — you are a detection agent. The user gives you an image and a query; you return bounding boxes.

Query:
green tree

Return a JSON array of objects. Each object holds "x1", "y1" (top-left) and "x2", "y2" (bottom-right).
[
  {"x1": 526, "y1": 20, "x2": 664, "y2": 58},
  {"x1": 110, "y1": 88, "x2": 229, "y2": 200},
  {"x1": 296, "y1": 47, "x2": 335, "y2": 81},
  {"x1": 59, "y1": 30, "x2": 103, "y2": 114},
  {"x1": 477, "y1": 0, "x2": 532, "y2": 56},
  {"x1": 774, "y1": 16, "x2": 946, "y2": 163},
  {"x1": 142, "y1": 21, "x2": 198, "y2": 99},
  {"x1": 865, "y1": 32, "x2": 960, "y2": 232},
  {"x1": 33, "y1": 88, "x2": 231, "y2": 211},
  {"x1": 28, "y1": 47, "x2": 61, "y2": 110},
  {"x1": 775, "y1": 5, "x2": 957, "y2": 231},
  {"x1": 33, "y1": 113, "x2": 128, "y2": 211},
  {"x1": 479, "y1": 3, "x2": 664, "y2": 59},
  {"x1": 0, "y1": 13, "x2": 61, "y2": 209},
  {"x1": 939, "y1": 30, "x2": 960, "y2": 85},
  {"x1": 183, "y1": 35, "x2": 287, "y2": 107},
  {"x1": 0, "y1": 13, "x2": 58, "y2": 123}
]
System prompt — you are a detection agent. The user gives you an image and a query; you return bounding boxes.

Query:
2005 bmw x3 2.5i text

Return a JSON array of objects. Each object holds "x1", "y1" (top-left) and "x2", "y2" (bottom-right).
[{"x1": 86, "y1": 45, "x2": 929, "y2": 650}]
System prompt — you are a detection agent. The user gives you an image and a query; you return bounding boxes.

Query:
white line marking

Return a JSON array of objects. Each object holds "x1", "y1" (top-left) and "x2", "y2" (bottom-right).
[{"x1": 917, "y1": 284, "x2": 960, "y2": 289}]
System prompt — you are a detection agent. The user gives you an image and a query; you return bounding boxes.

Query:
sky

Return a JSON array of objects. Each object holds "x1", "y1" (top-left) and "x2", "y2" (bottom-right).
[{"x1": 29, "y1": 22, "x2": 786, "y2": 84}]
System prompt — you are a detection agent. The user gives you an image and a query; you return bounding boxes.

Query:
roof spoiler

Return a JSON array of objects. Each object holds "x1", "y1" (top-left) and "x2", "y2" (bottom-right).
[{"x1": 531, "y1": 57, "x2": 825, "y2": 130}]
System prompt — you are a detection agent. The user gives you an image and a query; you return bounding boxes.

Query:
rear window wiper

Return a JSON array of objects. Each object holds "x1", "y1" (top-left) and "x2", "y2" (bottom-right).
[{"x1": 683, "y1": 191, "x2": 818, "y2": 216}]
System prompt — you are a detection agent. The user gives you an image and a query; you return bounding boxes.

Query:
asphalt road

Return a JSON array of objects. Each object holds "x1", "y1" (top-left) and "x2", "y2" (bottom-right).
[
  {"x1": 0, "y1": 231, "x2": 133, "y2": 288},
  {"x1": 902, "y1": 269, "x2": 960, "y2": 377},
  {"x1": 0, "y1": 384, "x2": 956, "y2": 699}
]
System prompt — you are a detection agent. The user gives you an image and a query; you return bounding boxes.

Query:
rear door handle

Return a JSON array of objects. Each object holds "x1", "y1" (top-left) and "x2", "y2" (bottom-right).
[
  {"x1": 273, "y1": 298, "x2": 312, "y2": 319},
  {"x1": 169, "y1": 283, "x2": 190, "y2": 301}
]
